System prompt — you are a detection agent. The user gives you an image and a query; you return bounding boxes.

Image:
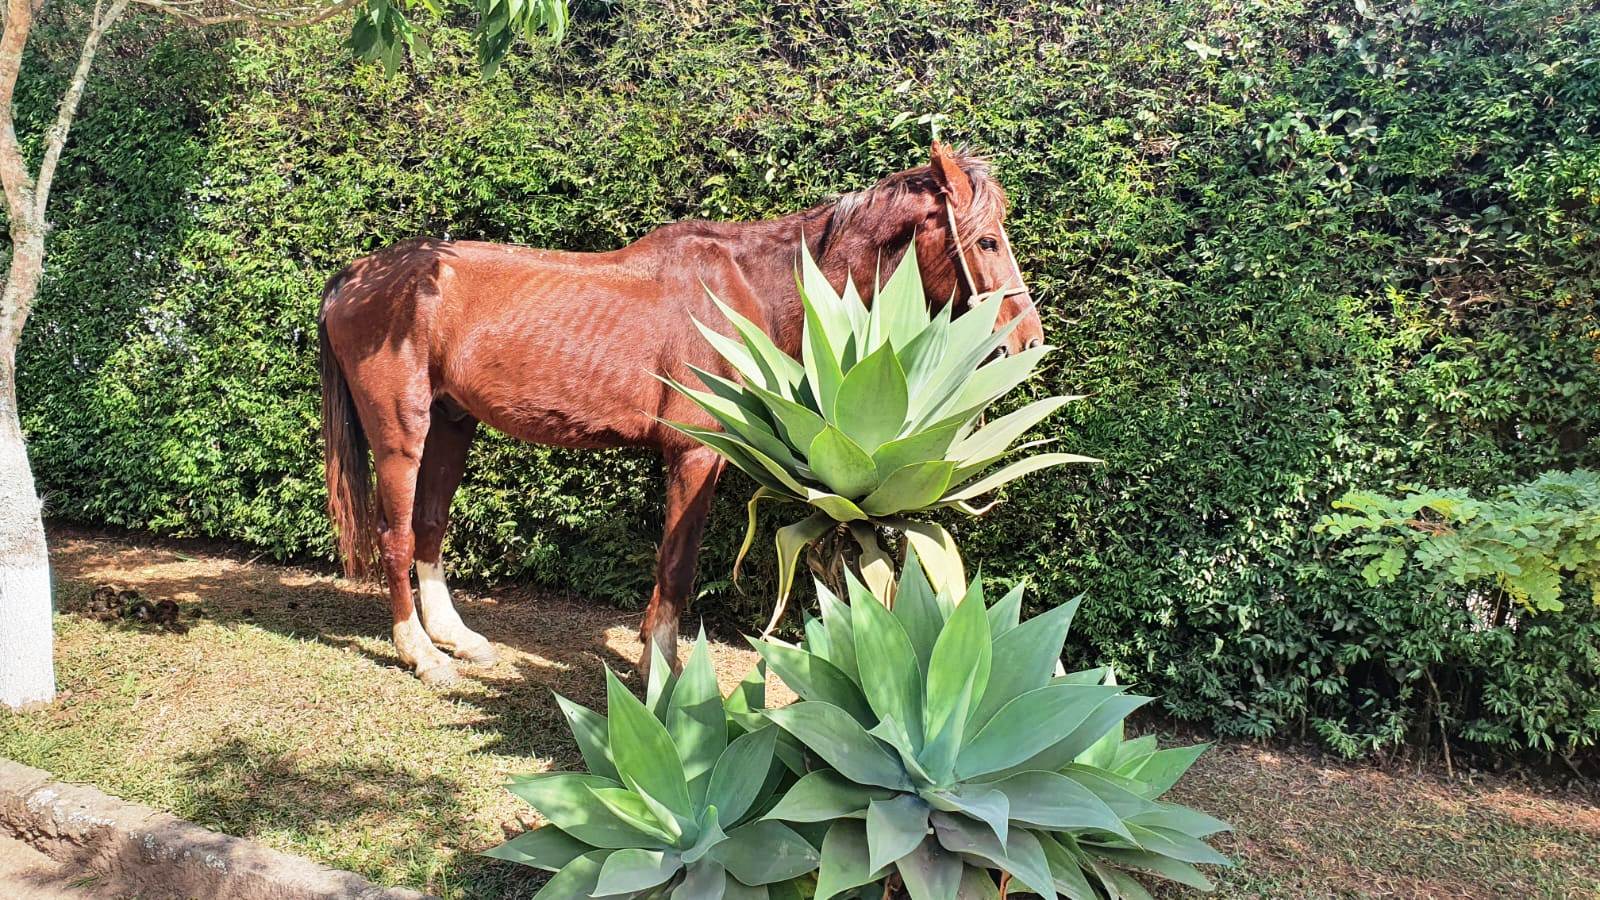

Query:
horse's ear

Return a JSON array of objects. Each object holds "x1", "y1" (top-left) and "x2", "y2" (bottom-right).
[{"x1": 930, "y1": 141, "x2": 974, "y2": 210}]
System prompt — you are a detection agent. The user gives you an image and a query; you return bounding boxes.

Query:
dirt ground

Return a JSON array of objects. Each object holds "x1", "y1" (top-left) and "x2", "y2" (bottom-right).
[{"x1": 2, "y1": 526, "x2": 1597, "y2": 899}]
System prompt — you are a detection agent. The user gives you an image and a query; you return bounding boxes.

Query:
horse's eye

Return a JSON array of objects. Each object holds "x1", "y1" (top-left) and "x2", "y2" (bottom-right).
[{"x1": 978, "y1": 237, "x2": 999, "y2": 252}]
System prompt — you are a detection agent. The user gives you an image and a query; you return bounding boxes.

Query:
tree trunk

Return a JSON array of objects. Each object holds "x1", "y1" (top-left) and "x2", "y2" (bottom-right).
[{"x1": 0, "y1": 317, "x2": 52, "y2": 710}]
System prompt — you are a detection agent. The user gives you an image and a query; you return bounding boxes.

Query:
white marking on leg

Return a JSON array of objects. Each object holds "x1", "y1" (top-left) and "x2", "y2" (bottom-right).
[
  {"x1": 393, "y1": 606, "x2": 453, "y2": 682},
  {"x1": 415, "y1": 560, "x2": 494, "y2": 664}
]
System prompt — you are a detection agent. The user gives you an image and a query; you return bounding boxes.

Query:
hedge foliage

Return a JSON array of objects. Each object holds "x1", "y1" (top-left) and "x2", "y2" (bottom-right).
[{"x1": 15, "y1": 0, "x2": 1600, "y2": 762}]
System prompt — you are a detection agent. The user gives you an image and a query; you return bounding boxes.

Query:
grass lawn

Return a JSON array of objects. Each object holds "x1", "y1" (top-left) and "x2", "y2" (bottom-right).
[{"x1": 2, "y1": 527, "x2": 1596, "y2": 899}]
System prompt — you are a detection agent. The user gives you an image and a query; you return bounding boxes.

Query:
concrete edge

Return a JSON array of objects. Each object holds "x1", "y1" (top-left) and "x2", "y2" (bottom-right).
[{"x1": 0, "y1": 757, "x2": 435, "y2": 900}]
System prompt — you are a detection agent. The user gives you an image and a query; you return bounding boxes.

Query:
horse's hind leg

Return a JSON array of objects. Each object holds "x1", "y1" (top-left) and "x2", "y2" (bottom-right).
[
  {"x1": 369, "y1": 408, "x2": 459, "y2": 686},
  {"x1": 639, "y1": 447, "x2": 725, "y2": 677},
  {"x1": 412, "y1": 410, "x2": 495, "y2": 666}
]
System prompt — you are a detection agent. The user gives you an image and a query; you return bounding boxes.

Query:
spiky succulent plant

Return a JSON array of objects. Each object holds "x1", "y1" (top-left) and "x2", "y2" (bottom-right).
[
  {"x1": 662, "y1": 242, "x2": 1094, "y2": 624},
  {"x1": 752, "y1": 563, "x2": 1231, "y2": 898},
  {"x1": 487, "y1": 635, "x2": 816, "y2": 898}
]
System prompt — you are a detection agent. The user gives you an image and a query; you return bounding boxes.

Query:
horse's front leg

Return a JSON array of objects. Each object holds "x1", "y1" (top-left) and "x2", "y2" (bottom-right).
[{"x1": 640, "y1": 447, "x2": 725, "y2": 678}]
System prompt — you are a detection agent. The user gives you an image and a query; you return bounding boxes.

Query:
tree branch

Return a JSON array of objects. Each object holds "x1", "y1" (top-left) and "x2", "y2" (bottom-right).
[
  {"x1": 0, "y1": 0, "x2": 40, "y2": 229},
  {"x1": 131, "y1": 0, "x2": 363, "y2": 29},
  {"x1": 33, "y1": 0, "x2": 131, "y2": 222}
]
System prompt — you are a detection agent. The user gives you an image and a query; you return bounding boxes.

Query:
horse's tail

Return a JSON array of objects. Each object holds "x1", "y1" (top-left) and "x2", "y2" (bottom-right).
[{"x1": 319, "y1": 273, "x2": 378, "y2": 581}]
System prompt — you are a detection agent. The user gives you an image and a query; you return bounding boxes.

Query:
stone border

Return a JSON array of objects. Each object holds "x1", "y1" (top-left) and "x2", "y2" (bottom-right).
[{"x1": 0, "y1": 757, "x2": 434, "y2": 900}]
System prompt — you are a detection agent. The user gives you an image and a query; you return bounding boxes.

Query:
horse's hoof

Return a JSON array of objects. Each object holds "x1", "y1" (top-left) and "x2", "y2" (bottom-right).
[
  {"x1": 417, "y1": 660, "x2": 460, "y2": 687},
  {"x1": 455, "y1": 641, "x2": 498, "y2": 667}
]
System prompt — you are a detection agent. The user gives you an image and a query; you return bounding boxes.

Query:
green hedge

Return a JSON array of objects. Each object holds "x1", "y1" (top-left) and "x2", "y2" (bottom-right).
[{"x1": 16, "y1": 0, "x2": 1600, "y2": 762}]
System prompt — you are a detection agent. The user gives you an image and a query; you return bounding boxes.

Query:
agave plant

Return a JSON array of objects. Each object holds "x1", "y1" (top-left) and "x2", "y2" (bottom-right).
[
  {"x1": 752, "y1": 564, "x2": 1230, "y2": 898},
  {"x1": 486, "y1": 634, "x2": 817, "y2": 898},
  {"x1": 662, "y1": 242, "x2": 1094, "y2": 625}
]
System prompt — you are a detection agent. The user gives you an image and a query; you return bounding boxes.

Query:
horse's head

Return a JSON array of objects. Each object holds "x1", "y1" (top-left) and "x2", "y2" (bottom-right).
[{"x1": 910, "y1": 142, "x2": 1044, "y2": 358}]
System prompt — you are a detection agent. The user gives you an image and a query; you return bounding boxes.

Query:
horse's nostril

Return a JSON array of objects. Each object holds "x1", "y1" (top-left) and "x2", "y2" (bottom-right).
[{"x1": 1025, "y1": 336, "x2": 1043, "y2": 350}]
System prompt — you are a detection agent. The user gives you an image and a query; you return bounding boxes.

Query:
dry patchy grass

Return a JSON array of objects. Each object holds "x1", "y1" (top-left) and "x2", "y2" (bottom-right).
[{"x1": 1, "y1": 527, "x2": 1596, "y2": 899}]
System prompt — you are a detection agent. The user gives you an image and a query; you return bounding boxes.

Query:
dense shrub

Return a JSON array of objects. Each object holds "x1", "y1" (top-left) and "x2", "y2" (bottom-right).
[{"x1": 14, "y1": 0, "x2": 1599, "y2": 762}]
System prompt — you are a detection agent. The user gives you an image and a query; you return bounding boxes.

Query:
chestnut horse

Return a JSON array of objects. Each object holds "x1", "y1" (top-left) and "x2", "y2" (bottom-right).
[{"x1": 318, "y1": 143, "x2": 1042, "y2": 685}]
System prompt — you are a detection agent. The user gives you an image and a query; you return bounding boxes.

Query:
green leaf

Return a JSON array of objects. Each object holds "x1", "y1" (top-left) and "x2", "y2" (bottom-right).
[
  {"x1": 725, "y1": 664, "x2": 768, "y2": 734},
  {"x1": 833, "y1": 341, "x2": 910, "y2": 451},
  {"x1": 482, "y1": 825, "x2": 591, "y2": 872},
  {"x1": 766, "y1": 512, "x2": 837, "y2": 634},
  {"x1": 507, "y1": 773, "x2": 663, "y2": 849},
  {"x1": 946, "y1": 396, "x2": 1077, "y2": 467},
  {"x1": 806, "y1": 489, "x2": 870, "y2": 522},
  {"x1": 892, "y1": 552, "x2": 945, "y2": 675},
  {"x1": 764, "y1": 770, "x2": 891, "y2": 822},
  {"x1": 606, "y1": 667, "x2": 694, "y2": 821},
  {"x1": 1089, "y1": 846, "x2": 1215, "y2": 891},
  {"x1": 866, "y1": 795, "x2": 930, "y2": 873},
  {"x1": 986, "y1": 770, "x2": 1128, "y2": 838},
  {"x1": 673, "y1": 860, "x2": 730, "y2": 900},
  {"x1": 895, "y1": 836, "x2": 963, "y2": 900},
  {"x1": 646, "y1": 643, "x2": 678, "y2": 720},
  {"x1": 967, "y1": 597, "x2": 1079, "y2": 733},
  {"x1": 814, "y1": 821, "x2": 884, "y2": 900},
  {"x1": 803, "y1": 293, "x2": 849, "y2": 418},
  {"x1": 745, "y1": 379, "x2": 829, "y2": 452},
  {"x1": 752, "y1": 639, "x2": 874, "y2": 727},
  {"x1": 893, "y1": 519, "x2": 966, "y2": 602},
  {"x1": 871, "y1": 421, "x2": 966, "y2": 481},
  {"x1": 875, "y1": 241, "x2": 931, "y2": 349},
  {"x1": 816, "y1": 582, "x2": 861, "y2": 680},
  {"x1": 706, "y1": 294, "x2": 806, "y2": 393},
  {"x1": 850, "y1": 575, "x2": 926, "y2": 750},
  {"x1": 1127, "y1": 801, "x2": 1232, "y2": 839},
  {"x1": 1127, "y1": 824, "x2": 1231, "y2": 867},
  {"x1": 809, "y1": 426, "x2": 881, "y2": 499},
  {"x1": 944, "y1": 453, "x2": 1099, "y2": 504},
  {"x1": 669, "y1": 632, "x2": 727, "y2": 805},
  {"x1": 712, "y1": 820, "x2": 822, "y2": 885},
  {"x1": 860, "y1": 461, "x2": 957, "y2": 516},
  {"x1": 920, "y1": 585, "x2": 992, "y2": 779},
  {"x1": 848, "y1": 523, "x2": 897, "y2": 605},
  {"x1": 1124, "y1": 745, "x2": 1210, "y2": 799},
  {"x1": 587, "y1": 786, "x2": 680, "y2": 845},
  {"x1": 929, "y1": 814, "x2": 1054, "y2": 899},
  {"x1": 532, "y1": 849, "x2": 611, "y2": 900},
  {"x1": 898, "y1": 303, "x2": 952, "y2": 397},
  {"x1": 922, "y1": 783, "x2": 1008, "y2": 846},
  {"x1": 553, "y1": 693, "x2": 618, "y2": 782},
  {"x1": 593, "y1": 848, "x2": 683, "y2": 896},
  {"x1": 705, "y1": 726, "x2": 778, "y2": 827},
  {"x1": 956, "y1": 684, "x2": 1125, "y2": 779},
  {"x1": 764, "y1": 702, "x2": 911, "y2": 791}
]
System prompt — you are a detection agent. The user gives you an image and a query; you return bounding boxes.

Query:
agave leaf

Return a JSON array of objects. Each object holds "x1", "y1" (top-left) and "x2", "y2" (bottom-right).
[
  {"x1": 798, "y1": 240, "x2": 852, "y2": 350},
  {"x1": 751, "y1": 638, "x2": 874, "y2": 727},
  {"x1": 875, "y1": 242, "x2": 931, "y2": 350},
  {"x1": 947, "y1": 395, "x2": 1078, "y2": 467},
  {"x1": 594, "y1": 847, "x2": 683, "y2": 896},
  {"x1": 1122, "y1": 745, "x2": 1210, "y2": 799},
  {"x1": 871, "y1": 421, "x2": 966, "y2": 481},
  {"x1": 806, "y1": 488, "x2": 870, "y2": 522},
  {"x1": 712, "y1": 820, "x2": 822, "y2": 885},
  {"x1": 689, "y1": 365, "x2": 785, "y2": 432},
  {"x1": 1126, "y1": 801, "x2": 1232, "y2": 839},
  {"x1": 606, "y1": 667, "x2": 694, "y2": 821},
  {"x1": 553, "y1": 693, "x2": 619, "y2": 782},
  {"x1": 908, "y1": 298, "x2": 1015, "y2": 423},
  {"x1": 765, "y1": 769, "x2": 893, "y2": 823},
  {"x1": 870, "y1": 794, "x2": 934, "y2": 871},
  {"x1": 895, "y1": 836, "x2": 963, "y2": 900},
  {"x1": 934, "y1": 345, "x2": 1053, "y2": 426},
  {"x1": 892, "y1": 551, "x2": 944, "y2": 675},
  {"x1": 764, "y1": 701, "x2": 911, "y2": 791},
  {"x1": 733, "y1": 487, "x2": 783, "y2": 586},
  {"x1": 531, "y1": 848, "x2": 612, "y2": 900},
  {"x1": 958, "y1": 866, "x2": 1002, "y2": 900},
  {"x1": 929, "y1": 814, "x2": 1055, "y2": 900},
  {"x1": 984, "y1": 582, "x2": 1025, "y2": 639},
  {"x1": 705, "y1": 293, "x2": 806, "y2": 394},
  {"x1": 986, "y1": 770, "x2": 1128, "y2": 839},
  {"x1": 833, "y1": 341, "x2": 910, "y2": 452},
  {"x1": 860, "y1": 461, "x2": 957, "y2": 516},
  {"x1": 1126, "y1": 824, "x2": 1231, "y2": 867},
  {"x1": 1007, "y1": 695, "x2": 1153, "y2": 775},
  {"x1": 1058, "y1": 766, "x2": 1162, "y2": 820},
  {"x1": 673, "y1": 860, "x2": 730, "y2": 900},
  {"x1": 808, "y1": 426, "x2": 881, "y2": 499},
  {"x1": 867, "y1": 715, "x2": 937, "y2": 786},
  {"x1": 847, "y1": 523, "x2": 897, "y2": 603},
  {"x1": 955, "y1": 684, "x2": 1125, "y2": 780},
  {"x1": 816, "y1": 582, "x2": 861, "y2": 680},
  {"x1": 942, "y1": 453, "x2": 1098, "y2": 505},
  {"x1": 889, "y1": 519, "x2": 966, "y2": 602},
  {"x1": 704, "y1": 727, "x2": 777, "y2": 828},
  {"x1": 814, "y1": 821, "x2": 886, "y2": 900},
  {"x1": 482, "y1": 825, "x2": 591, "y2": 872},
  {"x1": 1089, "y1": 846, "x2": 1215, "y2": 891},
  {"x1": 507, "y1": 773, "x2": 664, "y2": 850},
  {"x1": 692, "y1": 318, "x2": 767, "y2": 390},
  {"x1": 967, "y1": 598, "x2": 1080, "y2": 734},
  {"x1": 1111, "y1": 735, "x2": 1160, "y2": 774},
  {"x1": 1053, "y1": 666, "x2": 1109, "y2": 686},
  {"x1": 587, "y1": 786, "x2": 681, "y2": 846},
  {"x1": 736, "y1": 379, "x2": 827, "y2": 453},
  {"x1": 664, "y1": 378, "x2": 810, "y2": 474},
  {"x1": 803, "y1": 294, "x2": 849, "y2": 418},
  {"x1": 897, "y1": 301, "x2": 952, "y2": 398},
  {"x1": 922, "y1": 783, "x2": 1009, "y2": 846},
  {"x1": 919, "y1": 587, "x2": 992, "y2": 780},
  {"x1": 724, "y1": 664, "x2": 768, "y2": 734},
  {"x1": 1039, "y1": 833, "x2": 1102, "y2": 900},
  {"x1": 661, "y1": 421, "x2": 809, "y2": 497},
  {"x1": 765, "y1": 512, "x2": 836, "y2": 634},
  {"x1": 668, "y1": 632, "x2": 728, "y2": 805},
  {"x1": 849, "y1": 574, "x2": 926, "y2": 751},
  {"x1": 646, "y1": 642, "x2": 678, "y2": 720}
]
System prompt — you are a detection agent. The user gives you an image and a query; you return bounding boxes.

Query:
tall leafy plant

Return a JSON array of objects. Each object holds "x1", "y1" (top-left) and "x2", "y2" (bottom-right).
[
  {"x1": 663, "y1": 243, "x2": 1094, "y2": 626},
  {"x1": 754, "y1": 563, "x2": 1231, "y2": 898}
]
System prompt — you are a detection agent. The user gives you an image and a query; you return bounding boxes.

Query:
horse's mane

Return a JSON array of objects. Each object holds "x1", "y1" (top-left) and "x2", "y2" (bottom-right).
[{"x1": 819, "y1": 149, "x2": 1007, "y2": 259}]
